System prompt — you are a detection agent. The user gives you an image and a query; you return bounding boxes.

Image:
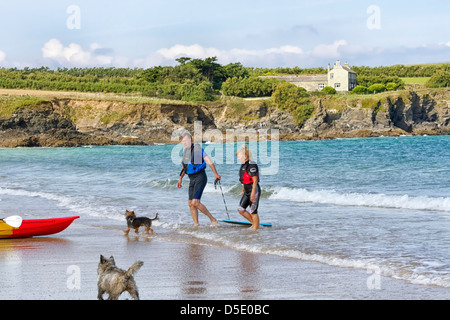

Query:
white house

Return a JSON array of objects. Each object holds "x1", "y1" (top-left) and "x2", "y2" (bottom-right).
[
  {"x1": 327, "y1": 61, "x2": 357, "y2": 92},
  {"x1": 261, "y1": 60, "x2": 357, "y2": 92}
]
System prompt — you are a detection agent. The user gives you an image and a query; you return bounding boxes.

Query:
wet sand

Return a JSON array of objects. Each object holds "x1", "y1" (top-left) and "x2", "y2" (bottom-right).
[{"x1": 0, "y1": 219, "x2": 449, "y2": 300}]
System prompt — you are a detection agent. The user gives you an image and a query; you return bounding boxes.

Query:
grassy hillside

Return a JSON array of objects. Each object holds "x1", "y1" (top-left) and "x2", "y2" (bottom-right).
[{"x1": 400, "y1": 77, "x2": 430, "y2": 85}]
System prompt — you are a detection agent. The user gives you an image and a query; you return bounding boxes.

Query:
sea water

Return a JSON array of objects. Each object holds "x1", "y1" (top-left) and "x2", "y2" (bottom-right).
[{"x1": 0, "y1": 135, "x2": 449, "y2": 289}]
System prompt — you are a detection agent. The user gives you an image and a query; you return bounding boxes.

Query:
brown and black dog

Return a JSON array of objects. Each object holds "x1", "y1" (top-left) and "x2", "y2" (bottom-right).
[{"x1": 123, "y1": 210, "x2": 159, "y2": 235}]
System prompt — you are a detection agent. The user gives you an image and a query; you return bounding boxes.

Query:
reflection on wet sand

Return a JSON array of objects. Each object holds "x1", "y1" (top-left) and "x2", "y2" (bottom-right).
[
  {"x1": 175, "y1": 242, "x2": 265, "y2": 299},
  {"x1": 0, "y1": 237, "x2": 71, "y2": 253},
  {"x1": 0, "y1": 237, "x2": 74, "y2": 299},
  {"x1": 181, "y1": 244, "x2": 207, "y2": 297},
  {"x1": 237, "y1": 250, "x2": 261, "y2": 298}
]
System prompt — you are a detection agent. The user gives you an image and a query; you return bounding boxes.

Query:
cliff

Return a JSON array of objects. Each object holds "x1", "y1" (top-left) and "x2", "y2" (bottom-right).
[
  {"x1": 0, "y1": 88, "x2": 449, "y2": 147},
  {"x1": 298, "y1": 89, "x2": 450, "y2": 139}
]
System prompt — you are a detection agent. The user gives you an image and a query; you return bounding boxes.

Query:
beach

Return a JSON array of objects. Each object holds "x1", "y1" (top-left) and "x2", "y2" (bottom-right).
[
  {"x1": 1, "y1": 138, "x2": 449, "y2": 301},
  {"x1": 1, "y1": 219, "x2": 449, "y2": 300}
]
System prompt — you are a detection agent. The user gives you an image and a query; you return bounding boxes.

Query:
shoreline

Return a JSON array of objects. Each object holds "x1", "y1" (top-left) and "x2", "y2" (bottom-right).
[
  {"x1": 1, "y1": 219, "x2": 449, "y2": 300},
  {"x1": 0, "y1": 130, "x2": 448, "y2": 150}
]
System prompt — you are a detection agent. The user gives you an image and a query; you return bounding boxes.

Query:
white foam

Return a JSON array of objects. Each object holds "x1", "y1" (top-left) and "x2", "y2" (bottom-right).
[
  {"x1": 0, "y1": 187, "x2": 124, "y2": 221},
  {"x1": 268, "y1": 187, "x2": 450, "y2": 213},
  {"x1": 176, "y1": 228, "x2": 450, "y2": 288}
]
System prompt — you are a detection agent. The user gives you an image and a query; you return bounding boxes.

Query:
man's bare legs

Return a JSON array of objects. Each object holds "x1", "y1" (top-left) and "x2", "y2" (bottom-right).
[{"x1": 189, "y1": 199, "x2": 218, "y2": 226}]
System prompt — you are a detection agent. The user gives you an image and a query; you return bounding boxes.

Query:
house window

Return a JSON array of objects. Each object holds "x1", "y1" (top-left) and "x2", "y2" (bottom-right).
[
  {"x1": 318, "y1": 83, "x2": 325, "y2": 90},
  {"x1": 330, "y1": 73, "x2": 334, "y2": 79},
  {"x1": 334, "y1": 83, "x2": 341, "y2": 88}
]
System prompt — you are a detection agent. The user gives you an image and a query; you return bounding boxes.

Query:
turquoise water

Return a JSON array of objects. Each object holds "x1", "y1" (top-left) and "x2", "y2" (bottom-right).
[{"x1": 1, "y1": 135, "x2": 449, "y2": 289}]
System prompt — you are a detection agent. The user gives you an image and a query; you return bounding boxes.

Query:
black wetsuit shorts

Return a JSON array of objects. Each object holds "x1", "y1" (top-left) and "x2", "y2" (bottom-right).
[
  {"x1": 188, "y1": 169, "x2": 207, "y2": 200},
  {"x1": 238, "y1": 183, "x2": 261, "y2": 214}
]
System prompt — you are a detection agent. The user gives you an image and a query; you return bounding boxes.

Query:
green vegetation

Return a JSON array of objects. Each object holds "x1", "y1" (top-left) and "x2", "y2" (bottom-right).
[
  {"x1": 272, "y1": 82, "x2": 314, "y2": 125},
  {"x1": 0, "y1": 96, "x2": 50, "y2": 118},
  {"x1": 1, "y1": 61, "x2": 448, "y2": 101},
  {"x1": 0, "y1": 58, "x2": 249, "y2": 103},
  {"x1": 250, "y1": 66, "x2": 327, "y2": 76},
  {"x1": 355, "y1": 75, "x2": 404, "y2": 90},
  {"x1": 351, "y1": 85, "x2": 368, "y2": 94},
  {"x1": 400, "y1": 77, "x2": 431, "y2": 85},
  {"x1": 351, "y1": 81, "x2": 402, "y2": 94},
  {"x1": 361, "y1": 97, "x2": 380, "y2": 109},
  {"x1": 351, "y1": 63, "x2": 450, "y2": 78},
  {"x1": 367, "y1": 83, "x2": 386, "y2": 94},
  {"x1": 321, "y1": 86, "x2": 336, "y2": 94},
  {"x1": 221, "y1": 76, "x2": 281, "y2": 97},
  {"x1": 0, "y1": 67, "x2": 147, "y2": 94},
  {"x1": 0, "y1": 61, "x2": 448, "y2": 126},
  {"x1": 425, "y1": 70, "x2": 450, "y2": 88}
]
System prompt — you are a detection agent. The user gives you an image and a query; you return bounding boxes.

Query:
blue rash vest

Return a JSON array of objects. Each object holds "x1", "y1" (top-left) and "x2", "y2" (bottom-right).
[{"x1": 182, "y1": 143, "x2": 207, "y2": 175}]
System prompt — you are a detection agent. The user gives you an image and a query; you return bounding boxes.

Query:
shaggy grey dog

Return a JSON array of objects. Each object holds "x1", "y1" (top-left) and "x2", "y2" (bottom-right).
[{"x1": 97, "y1": 255, "x2": 144, "y2": 300}]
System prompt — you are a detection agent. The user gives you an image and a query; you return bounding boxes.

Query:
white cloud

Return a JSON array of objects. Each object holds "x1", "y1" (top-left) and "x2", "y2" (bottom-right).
[
  {"x1": 311, "y1": 40, "x2": 348, "y2": 59},
  {"x1": 143, "y1": 41, "x2": 352, "y2": 67},
  {"x1": 156, "y1": 44, "x2": 221, "y2": 61},
  {"x1": 437, "y1": 41, "x2": 450, "y2": 47},
  {"x1": 38, "y1": 38, "x2": 415, "y2": 69},
  {"x1": 0, "y1": 50, "x2": 6, "y2": 62},
  {"x1": 42, "y1": 38, "x2": 113, "y2": 66},
  {"x1": 154, "y1": 44, "x2": 304, "y2": 63}
]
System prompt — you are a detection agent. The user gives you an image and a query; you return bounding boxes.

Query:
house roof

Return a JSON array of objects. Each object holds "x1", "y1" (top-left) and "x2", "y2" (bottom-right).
[
  {"x1": 261, "y1": 74, "x2": 328, "y2": 82},
  {"x1": 332, "y1": 61, "x2": 356, "y2": 73}
]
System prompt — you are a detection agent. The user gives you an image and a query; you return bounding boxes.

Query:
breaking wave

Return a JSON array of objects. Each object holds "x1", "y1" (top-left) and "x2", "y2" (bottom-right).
[
  {"x1": 267, "y1": 186, "x2": 450, "y2": 213},
  {"x1": 145, "y1": 178, "x2": 450, "y2": 213}
]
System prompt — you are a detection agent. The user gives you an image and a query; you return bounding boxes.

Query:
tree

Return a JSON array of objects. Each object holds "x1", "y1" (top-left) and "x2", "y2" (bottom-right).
[
  {"x1": 222, "y1": 76, "x2": 281, "y2": 97},
  {"x1": 426, "y1": 70, "x2": 450, "y2": 88},
  {"x1": 137, "y1": 66, "x2": 164, "y2": 83},
  {"x1": 188, "y1": 57, "x2": 220, "y2": 82},
  {"x1": 222, "y1": 62, "x2": 249, "y2": 79},
  {"x1": 175, "y1": 57, "x2": 191, "y2": 65}
]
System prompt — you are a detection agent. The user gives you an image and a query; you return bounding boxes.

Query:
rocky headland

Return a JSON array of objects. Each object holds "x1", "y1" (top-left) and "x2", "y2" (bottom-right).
[{"x1": 0, "y1": 88, "x2": 449, "y2": 147}]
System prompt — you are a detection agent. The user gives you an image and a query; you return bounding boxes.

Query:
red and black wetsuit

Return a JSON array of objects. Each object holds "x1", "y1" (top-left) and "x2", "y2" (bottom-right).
[{"x1": 238, "y1": 161, "x2": 260, "y2": 214}]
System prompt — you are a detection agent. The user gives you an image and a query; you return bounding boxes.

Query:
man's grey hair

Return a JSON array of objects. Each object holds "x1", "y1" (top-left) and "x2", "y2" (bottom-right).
[{"x1": 180, "y1": 131, "x2": 192, "y2": 140}]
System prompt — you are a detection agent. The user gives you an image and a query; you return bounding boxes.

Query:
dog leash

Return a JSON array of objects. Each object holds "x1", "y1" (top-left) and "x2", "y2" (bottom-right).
[{"x1": 214, "y1": 178, "x2": 230, "y2": 220}]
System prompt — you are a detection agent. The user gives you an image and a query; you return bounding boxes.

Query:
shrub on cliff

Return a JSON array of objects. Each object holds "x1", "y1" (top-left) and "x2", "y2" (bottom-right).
[
  {"x1": 272, "y1": 82, "x2": 313, "y2": 125},
  {"x1": 426, "y1": 70, "x2": 450, "y2": 88},
  {"x1": 386, "y1": 82, "x2": 398, "y2": 91},
  {"x1": 367, "y1": 83, "x2": 386, "y2": 94},
  {"x1": 321, "y1": 86, "x2": 336, "y2": 94},
  {"x1": 221, "y1": 76, "x2": 281, "y2": 97},
  {"x1": 179, "y1": 80, "x2": 214, "y2": 102},
  {"x1": 356, "y1": 75, "x2": 405, "y2": 90},
  {"x1": 141, "y1": 80, "x2": 215, "y2": 102},
  {"x1": 351, "y1": 85, "x2": 368, "y2": 94}
]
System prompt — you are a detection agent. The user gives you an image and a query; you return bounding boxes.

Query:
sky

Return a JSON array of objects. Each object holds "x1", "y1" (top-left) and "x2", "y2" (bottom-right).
[{"x1": 0, "y1": 0, "x2": 449, "y2": 69}]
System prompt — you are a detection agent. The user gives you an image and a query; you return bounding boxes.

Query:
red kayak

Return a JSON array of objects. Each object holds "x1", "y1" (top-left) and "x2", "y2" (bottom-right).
[{"x1": 0, "y1": 216, "x2": 79, "y2": 239}]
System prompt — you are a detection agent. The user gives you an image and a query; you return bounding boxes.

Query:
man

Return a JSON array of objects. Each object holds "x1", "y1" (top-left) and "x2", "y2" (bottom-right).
[{"x1": 177, "y1": 132, "x2": 220, "y2": 226}]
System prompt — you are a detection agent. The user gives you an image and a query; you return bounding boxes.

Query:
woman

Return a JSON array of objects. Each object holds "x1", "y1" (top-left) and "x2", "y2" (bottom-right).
[{"x1": 236, "y1": 145, "x2": 260, "y2": 230}]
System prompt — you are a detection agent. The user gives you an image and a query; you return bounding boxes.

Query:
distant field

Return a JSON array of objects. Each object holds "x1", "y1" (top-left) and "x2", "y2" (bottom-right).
[{"x1": 401, "y1": 77, "x2": 430, "y2": 84}]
